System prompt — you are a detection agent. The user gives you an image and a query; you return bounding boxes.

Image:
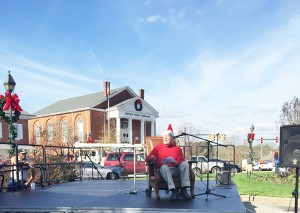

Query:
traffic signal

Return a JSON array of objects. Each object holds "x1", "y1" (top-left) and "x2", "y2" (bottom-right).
[
  {"x1": 276, "y1": 136, "x2": 279, "y2": 143},
  {"x1": 218, "y1": 134, "x2": 225, "y2": 141},
  {"x1": 223, "y1": 134, "x2": 226, "y2": 141},
  {"x1": 261, "y1": 137, "x2": 264, "y2": 143},
  {"x1": 208, "y1": 134, "x2": 215, "y2": 141}
]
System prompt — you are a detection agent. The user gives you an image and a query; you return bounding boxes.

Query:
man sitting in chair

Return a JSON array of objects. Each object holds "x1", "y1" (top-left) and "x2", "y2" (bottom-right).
[{"x1": 145, "y1": 125, "x2": 192, "y2": 201}]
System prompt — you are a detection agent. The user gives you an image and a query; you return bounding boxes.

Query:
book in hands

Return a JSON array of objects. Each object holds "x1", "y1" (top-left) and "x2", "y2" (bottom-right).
[{"x1": 162, "y1": 156, "x2": 175, "y2": 164}]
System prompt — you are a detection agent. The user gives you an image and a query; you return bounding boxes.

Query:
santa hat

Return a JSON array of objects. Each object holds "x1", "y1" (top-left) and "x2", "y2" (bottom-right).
[
  {"x1": 163, "y1": 124, "x2": 174, "y2": 137},
  {"x1": 167, "y1": 124, "x2": 173, "y2": 132}
]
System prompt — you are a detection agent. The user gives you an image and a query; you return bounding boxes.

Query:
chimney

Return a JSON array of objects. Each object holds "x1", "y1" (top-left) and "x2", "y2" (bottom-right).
[
  {"x1": 103, "y1": 82, "x2": 108, "y2": 97},
  {"x1": 138, "y1": 89, "x2": 144, "y2": 99}
]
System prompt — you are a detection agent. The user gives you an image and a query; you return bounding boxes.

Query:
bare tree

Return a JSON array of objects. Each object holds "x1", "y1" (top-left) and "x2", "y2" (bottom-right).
[
  {"x1": 280, "y1": 96, "x2": 300, "y2": 125},
  {"x1": 179, "y1": 122, "x2": 196, "y2": 133},
  {"x1": 178, "y1": 122, "x2": 202, "y2": 143},
  {"x1": 99, "y1": 118, "x2": 117, "y2": 144},
  {"x1": 30, "y1": 122, "x2": 76, "y2": 147}
]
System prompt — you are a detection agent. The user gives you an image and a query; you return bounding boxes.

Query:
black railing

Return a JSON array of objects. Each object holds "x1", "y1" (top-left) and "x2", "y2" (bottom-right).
[{"x1": 0, "y1": 142, "x2": 84, "y2": 192}]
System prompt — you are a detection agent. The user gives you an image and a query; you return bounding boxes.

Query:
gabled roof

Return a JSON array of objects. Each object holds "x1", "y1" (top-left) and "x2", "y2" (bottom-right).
[
  {"x1": 3, "y1": 110, "x2": 35, "y2": 120},
  {"x1": 34, "y1": 86, "x2": 137, "y2": 116},
  {"x1": 111, "y1": 97, "x2": 159, "y2": 115}
]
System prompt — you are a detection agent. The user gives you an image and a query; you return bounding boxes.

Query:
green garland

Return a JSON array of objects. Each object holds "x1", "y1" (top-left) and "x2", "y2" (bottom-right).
[
  {"x1": 0, "y1": 96, "x2": 21, "y2": 154},
  {"x1": 248, "y1": 140, "x2": 253, "y2": 163}
]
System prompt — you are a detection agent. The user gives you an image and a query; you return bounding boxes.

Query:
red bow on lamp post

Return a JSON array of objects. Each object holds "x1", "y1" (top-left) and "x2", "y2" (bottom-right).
[
  {"x1": 0, "y1": 92, "x2": 23, "y2": 128},
  {"x1": 1, "y1": 91, "x2": 23, "y2": 111}
]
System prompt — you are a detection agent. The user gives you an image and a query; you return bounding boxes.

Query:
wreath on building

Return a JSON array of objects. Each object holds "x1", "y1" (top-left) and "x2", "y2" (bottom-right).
[
  {"x1": 0, "y1": 91, "x2": 22, "y2": 145},
  {"x1": 134, "y1": 99, "x2": 143, "y2": 111}
]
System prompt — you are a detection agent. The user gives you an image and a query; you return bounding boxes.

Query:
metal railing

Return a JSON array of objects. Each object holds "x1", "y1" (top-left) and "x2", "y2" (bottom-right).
[{"x1": 0, "y1": 142, "x2": 84, "y2": 192}]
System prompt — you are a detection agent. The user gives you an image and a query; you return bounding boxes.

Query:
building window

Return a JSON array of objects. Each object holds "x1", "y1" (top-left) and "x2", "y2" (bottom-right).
[
  {"x1": 62, "y1": 120, "x2": 68, "y2": 145},
  {"x1": 13, "y1": 123, "x2": 23, "y2": 140},
  {"x1": 47, "y1": 123, "x2": 54, "y2": 144},
  {"x1": 35, "y1": 124, "x2": 41, "y2": 145},
  {"x1": 121, "y1": 121, "x2": 128, "y2": 129},
  {"x1": 77, "y1": 118, "x2": 84, "y2": 143}
]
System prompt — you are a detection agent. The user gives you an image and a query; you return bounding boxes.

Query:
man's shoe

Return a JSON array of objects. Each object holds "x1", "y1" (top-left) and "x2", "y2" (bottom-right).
[
  {"x1": 179, "y1": 188, "x2": 192, "y2": 200},
  {"x1": 169, "y1": 190, "x2": 177, "y2": 201}
]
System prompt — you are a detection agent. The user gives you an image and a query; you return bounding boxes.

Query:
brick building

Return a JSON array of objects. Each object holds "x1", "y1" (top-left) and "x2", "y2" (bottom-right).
[
  {"x1": 0, "y1": 111, "x2": 34, "y2": 144},
  {"x1": 28, "y1": 84, "x2": 159, "y2": 146}
]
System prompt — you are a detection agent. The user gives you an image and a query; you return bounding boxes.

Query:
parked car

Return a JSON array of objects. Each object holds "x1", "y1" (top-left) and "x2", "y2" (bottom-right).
[
  {"x1": 253, "y1": 160, "x2": 273, "y2": 171},
  {"x1": 80, "y1": 161, "x2": 123, "y2": 180},
  {"x1": 104, "y1": 152, "x2": 147, "y2": 175},
  {"x1": 209, "y1": 159, "x2": 241, "y2": 173},
  {"x1": 191, "y1": 156, "x2": 224, "y2": 177},
  {"x1": 223, "y1": 162, "x2": 242, "y2": 173}
]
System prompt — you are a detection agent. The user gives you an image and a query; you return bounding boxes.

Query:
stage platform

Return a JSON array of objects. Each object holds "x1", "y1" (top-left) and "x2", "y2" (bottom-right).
[{"x1": 0, "y1": 179, "x2": 245, "y2": 213}]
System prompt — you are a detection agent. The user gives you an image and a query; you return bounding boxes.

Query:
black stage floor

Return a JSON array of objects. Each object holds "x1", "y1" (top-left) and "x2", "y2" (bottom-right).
[{"x1": 0, "y1": 179, "x2": 245, "y2": 213}]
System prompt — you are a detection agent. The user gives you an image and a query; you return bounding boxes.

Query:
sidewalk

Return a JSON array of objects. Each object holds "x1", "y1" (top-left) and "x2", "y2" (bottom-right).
[{"x1": 240, "y1": 195, "x2": 297, "y2": 213}]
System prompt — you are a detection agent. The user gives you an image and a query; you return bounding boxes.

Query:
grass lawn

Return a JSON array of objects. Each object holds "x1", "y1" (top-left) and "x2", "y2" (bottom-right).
[
  {"x1": 136, "y1": 171, "x2": 296, "y2": 198},
  {"x1": 232, "y1": 172, "x2": 296, "y2": 198}
]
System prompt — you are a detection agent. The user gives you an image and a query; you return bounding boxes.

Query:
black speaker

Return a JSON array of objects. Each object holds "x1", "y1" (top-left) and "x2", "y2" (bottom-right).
[
  {"x1": 280, "y1": 125, "x2": 300, "y2": 167},
  {"x1": 217, "y1": 171, "x2": 231, "y2": 185}
]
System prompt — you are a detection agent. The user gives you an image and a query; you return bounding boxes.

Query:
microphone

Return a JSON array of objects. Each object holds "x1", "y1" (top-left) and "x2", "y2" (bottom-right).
[{"x1": 173, "y1": 132, "x2": 186, "y2": 138}]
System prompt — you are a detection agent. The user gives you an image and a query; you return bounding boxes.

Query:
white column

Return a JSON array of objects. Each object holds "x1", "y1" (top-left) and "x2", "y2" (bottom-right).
[
  {"x1": 128, "y1": 118, "x2": 133, "y2": 144},
  {"x1": 140, "y1": 120, "x2": 145, "y2": 144},
  {"x1": 116, "y1": 117, "x2": 121, "y2": 143},
  {"x1": 151, "y1": 121, "x2": 155, "y2": 136}
]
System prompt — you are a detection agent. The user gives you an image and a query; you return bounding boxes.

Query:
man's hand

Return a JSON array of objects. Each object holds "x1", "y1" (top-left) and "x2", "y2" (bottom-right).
[
  {"x1": 172, "y1": 160, "x2": 178, "y2": 167},
  {"x1": 149, "y1": 155, "x2": 157, "y2": 161}
]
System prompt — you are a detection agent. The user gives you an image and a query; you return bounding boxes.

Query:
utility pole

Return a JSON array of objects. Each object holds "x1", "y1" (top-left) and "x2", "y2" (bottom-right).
[{"x1": 261, "y1": 143, "x2": 263, "y2": 160}]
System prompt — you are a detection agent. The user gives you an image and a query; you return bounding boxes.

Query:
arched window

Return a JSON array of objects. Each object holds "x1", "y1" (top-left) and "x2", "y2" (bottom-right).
[
  {"x1": 77, "y1": 118, "x2": 84, "y2": 143},
  {"x1": 47, "y1": 123, "x2": 54, "y2": 144},
  {"x1": 61, "y1": 120, "x2": 68, "y2": 145},
  {"x1": 35, "y1": 124, "x2": 41, "y2": 145}
]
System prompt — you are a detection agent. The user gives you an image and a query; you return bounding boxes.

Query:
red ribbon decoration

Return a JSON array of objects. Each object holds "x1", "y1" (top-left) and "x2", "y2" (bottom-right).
[{"x1": 2, "y1": 91, "x2": 23, "y2": 111}]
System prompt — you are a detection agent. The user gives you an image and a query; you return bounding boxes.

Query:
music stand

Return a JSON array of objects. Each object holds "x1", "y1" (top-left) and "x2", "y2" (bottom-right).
[{"x1": 183, "y1": 133, "x2": 227, "y2": 201}]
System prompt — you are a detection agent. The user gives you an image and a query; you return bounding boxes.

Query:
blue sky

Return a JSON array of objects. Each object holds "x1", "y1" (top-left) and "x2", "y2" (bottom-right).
[{"x1": 1, "y1": 0, "x2": 300, "y2": 143}]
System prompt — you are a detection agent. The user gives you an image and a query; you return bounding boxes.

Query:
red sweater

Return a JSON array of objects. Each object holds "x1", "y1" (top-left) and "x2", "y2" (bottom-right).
[{"x1": 146, "y1": 144, "x2": 184, "y2": 168}]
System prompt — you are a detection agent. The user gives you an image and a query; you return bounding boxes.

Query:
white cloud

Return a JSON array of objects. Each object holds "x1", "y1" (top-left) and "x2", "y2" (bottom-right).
[
  {"x1": 152, "y1": 14, "x2": 300, "y2": 140},
  {"x1": 145, "y1": 15, "x2": 166, "y2": 23}
]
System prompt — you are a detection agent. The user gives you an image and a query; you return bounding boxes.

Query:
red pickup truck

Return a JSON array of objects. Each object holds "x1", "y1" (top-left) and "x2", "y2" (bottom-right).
[{"x1": 103, "y1": 152, "x2": 147, "y2": 175}]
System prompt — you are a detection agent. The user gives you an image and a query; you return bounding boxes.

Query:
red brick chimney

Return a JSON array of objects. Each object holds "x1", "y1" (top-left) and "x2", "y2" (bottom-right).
[
  {"x1": 103, "y1": 81, "x2": 108, "y2": 97},
  {"x1": 138, "y1": 89, "x2": 144, "y2": 99}
]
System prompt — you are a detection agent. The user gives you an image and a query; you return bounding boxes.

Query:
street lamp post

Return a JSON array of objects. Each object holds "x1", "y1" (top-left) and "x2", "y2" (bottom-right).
[
  {"x1": 248, "y1": 123, "x2": 255, "y2": 163},
  {"x1": 3, "y1": 71, "x2": 16, "y2": 144}
]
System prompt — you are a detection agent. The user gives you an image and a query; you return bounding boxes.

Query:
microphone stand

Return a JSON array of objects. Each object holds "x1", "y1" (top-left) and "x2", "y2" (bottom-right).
[{"x1": 182, "y1": 133, "x2": 227, "y2": 201}]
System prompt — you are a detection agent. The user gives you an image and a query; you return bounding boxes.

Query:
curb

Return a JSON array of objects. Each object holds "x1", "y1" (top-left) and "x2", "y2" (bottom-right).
[{"x1": 240, "y1": 195, "x2": 295, "y2": 205}]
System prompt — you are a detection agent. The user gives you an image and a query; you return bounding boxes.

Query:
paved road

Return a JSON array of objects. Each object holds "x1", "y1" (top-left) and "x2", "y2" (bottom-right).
[{"x1": 240, "y1": 195, "x2": 297, "y2": 213}]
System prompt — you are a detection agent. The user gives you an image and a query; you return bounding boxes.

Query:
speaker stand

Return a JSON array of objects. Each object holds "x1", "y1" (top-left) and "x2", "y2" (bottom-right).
[
  {"x1": 195, "y1": 172, "x2": 226, "y2": 201},
  {"x1": 293, "y1": 168, "x2": 299, "y2": 213},
  {"x1": 183, "y1": 133, "x2": 226, "y2": 201}
]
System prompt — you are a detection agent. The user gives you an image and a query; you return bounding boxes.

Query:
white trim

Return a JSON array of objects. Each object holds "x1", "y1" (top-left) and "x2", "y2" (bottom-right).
[
  {"x1": 151, "y1": 122, "x2": 155, "y2": 136},
  {"x1": 128, "y1": 118, "x2": 132, "y2": 144},
  {"x1": 33, "y1": 107, "x2": 105, "y2": 118},
  {"x1": 140, "y1": 120, "x2": 145, "y2": 144}
]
